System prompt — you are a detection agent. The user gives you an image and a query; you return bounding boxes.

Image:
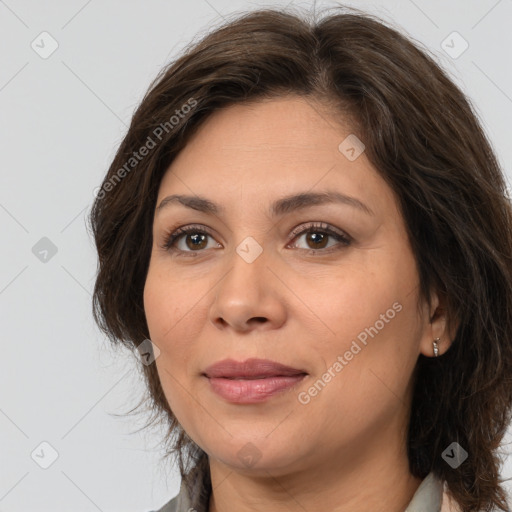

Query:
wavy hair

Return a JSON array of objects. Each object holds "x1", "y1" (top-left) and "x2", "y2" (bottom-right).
[{"x1": 88, "y1": 6, "x2": 512, "y2": 511}]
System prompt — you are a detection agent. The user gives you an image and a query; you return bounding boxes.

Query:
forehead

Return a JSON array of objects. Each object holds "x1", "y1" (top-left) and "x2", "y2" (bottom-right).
[
  {"x1": 157, "y1": 96, "x2": 396, "y2": 218},
  {"x1": 175, "y1": 96, "x2": 348, "y2": 165}
]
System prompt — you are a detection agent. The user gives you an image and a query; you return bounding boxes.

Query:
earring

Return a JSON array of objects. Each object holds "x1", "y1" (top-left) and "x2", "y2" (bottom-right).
[{"x1": 432, "y1": 338, "x2": 440, "y2": 357}]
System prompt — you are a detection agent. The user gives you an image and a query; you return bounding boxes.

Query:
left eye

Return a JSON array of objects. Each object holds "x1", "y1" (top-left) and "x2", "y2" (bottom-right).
[{"x1": 287, "y1": 222, "x2": 352, "y2": 253}]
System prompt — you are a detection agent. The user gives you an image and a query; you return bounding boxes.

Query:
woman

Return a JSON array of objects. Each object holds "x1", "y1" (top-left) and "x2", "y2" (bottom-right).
[{"x1": 88, "y1": 5, "x2": 512, "y2": 512}]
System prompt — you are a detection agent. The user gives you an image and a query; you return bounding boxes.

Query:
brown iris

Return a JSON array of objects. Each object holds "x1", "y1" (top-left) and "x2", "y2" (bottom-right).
[
  {"x1": 305, "y1": 232, "x2": 328, "y2": 249},
  {"x1": 186, "y1": 233, "x2": 208, "y2": 250}
]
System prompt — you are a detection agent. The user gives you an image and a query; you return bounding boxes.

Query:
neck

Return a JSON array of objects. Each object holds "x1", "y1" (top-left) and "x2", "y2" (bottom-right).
[{"x1": 207, "y1": 435, "x2": 422, "y2": 512}]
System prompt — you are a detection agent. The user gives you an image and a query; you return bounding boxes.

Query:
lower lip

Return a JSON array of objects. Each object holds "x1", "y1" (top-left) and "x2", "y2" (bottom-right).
[{"x1": 206, "y1": 374, "x2": 307, "y2": 403}]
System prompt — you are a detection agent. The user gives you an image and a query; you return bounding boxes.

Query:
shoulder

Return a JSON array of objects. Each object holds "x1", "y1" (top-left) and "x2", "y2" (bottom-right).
[
  {"x1": 441, "y1": 487, "x2": 461, "y2": 512},
  {"x1": 441, "y1": 483, "x2": 474, "y2": 512}
]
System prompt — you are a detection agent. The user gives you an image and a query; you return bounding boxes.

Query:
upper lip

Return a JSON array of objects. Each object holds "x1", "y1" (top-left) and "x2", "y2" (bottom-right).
[{"x1": 203, "y1": 358, "x2": 307, "y2": 379}]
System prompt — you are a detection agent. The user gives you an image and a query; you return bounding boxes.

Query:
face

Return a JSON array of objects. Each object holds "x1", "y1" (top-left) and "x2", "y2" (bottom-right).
[{"x1": 143, "y1": 96, "x2": 437, "y2": 478}]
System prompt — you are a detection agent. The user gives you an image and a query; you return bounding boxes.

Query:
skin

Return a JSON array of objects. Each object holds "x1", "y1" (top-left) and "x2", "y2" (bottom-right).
[{"x1": 143, "y1": 95, "x2": 453, "y2": 512}]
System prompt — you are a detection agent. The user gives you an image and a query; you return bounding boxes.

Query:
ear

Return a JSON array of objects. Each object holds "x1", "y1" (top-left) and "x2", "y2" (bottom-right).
[{"x1": 419, "y1": 288, "x2": 459, "y2": 357}]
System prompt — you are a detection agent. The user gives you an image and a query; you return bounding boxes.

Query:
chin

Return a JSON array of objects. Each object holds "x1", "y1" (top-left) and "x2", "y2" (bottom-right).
[{"x1": 206, "y1": 434, "x2": 308, "y2": 476}]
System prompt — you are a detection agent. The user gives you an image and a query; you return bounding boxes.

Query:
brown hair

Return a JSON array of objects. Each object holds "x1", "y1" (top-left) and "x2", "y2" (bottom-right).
[{"x1": 88, "y1": 5, "x2": 512, "y2": 511}]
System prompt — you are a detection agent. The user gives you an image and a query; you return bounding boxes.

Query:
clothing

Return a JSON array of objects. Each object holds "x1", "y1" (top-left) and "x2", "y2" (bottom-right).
[{"x1": 149, "y1": 466, "x2": 461, "y2": 512}]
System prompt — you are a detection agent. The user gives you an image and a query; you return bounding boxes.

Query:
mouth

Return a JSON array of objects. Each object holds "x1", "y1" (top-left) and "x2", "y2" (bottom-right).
[{"x1": 202, "y1": 358, "x2": 308, "y2": 404}]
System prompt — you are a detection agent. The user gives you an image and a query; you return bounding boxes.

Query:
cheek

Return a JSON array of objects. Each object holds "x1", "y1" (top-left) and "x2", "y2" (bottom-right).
[
  {"x1": 143, "y1": 265, "x2": 213, "y2": 388},
  {"x1": 144, "y1": 270, "x2": 205, "y2": 430},
  {"x1": 144, "y1": 264, "x2": 200, "y2": 341},
  {"x1": 302, "y1": 307, "x2": 418, "y2": 444},
  {"x1": 305, "y1": 258, "x2": 419, "y2": 404},
  {"x1": 313, "y1": 268, "x2": 398, "y2": 342}
]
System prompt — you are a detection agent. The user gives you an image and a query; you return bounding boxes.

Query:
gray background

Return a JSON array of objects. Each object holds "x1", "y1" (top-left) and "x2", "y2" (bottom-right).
[{"x1": 1, "y1": 0, "x2": 511, "y2": 510}]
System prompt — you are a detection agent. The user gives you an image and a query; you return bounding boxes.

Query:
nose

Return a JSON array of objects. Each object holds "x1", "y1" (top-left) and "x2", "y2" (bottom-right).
[{"x1": 208, "y1": 242, "x2": 287, "y2": 332}]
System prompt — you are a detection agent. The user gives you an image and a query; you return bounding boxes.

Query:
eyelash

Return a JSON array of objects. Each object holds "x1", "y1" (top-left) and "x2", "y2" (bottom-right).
[{"x1": 160, "y1": 222, "x2": 352, "y2": 257}]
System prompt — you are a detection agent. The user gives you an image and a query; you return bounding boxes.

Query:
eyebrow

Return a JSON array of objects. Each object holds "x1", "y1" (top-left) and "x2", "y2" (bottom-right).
[{"x1": 156, "y1": 191, "x2": 374, "y2": 217}]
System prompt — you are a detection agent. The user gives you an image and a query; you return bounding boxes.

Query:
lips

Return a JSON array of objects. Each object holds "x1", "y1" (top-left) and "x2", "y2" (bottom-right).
[
  {"x1": 202, "y1": 358, "x2": 308, "y2": 404},
  {"x1": 203, "y1": 358, "x2": 307, "y2": 379}
]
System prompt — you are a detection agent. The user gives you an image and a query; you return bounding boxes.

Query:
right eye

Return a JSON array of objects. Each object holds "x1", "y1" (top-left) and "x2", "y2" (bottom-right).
[{"x1": 161, "y1": 224, "x2": 221, "y2": 254}]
